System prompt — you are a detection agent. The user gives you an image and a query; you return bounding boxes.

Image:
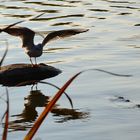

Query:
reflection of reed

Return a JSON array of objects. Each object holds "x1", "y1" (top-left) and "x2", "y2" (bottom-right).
[{"x1": 8, "y1": 89, "x2": 89, "y2": 132}]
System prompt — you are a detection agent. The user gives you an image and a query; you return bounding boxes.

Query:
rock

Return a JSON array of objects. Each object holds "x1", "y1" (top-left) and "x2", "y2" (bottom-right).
[{"x1": 0, "y1": 63, "x2": 61, "y2": 86}]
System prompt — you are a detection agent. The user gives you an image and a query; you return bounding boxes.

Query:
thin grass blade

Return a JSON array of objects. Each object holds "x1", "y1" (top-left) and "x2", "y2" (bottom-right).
[
  {"x1": 0, "y1": 42, "x2": 8, "y2": 67},
  {"x1": 93, "y1": 68, "x2": 132, "y2": 77},
  {"x1": 2, "y1": 88, "x2": 9, "y2": 140}
]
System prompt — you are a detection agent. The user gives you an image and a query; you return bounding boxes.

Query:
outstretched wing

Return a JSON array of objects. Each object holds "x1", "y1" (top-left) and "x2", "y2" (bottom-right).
[
  {"x1": 42, "y1": 29, "x2": 89, "y2": 47},
  {"x1": 3, "y1": 26, "x2": 35, "y2": 48}
]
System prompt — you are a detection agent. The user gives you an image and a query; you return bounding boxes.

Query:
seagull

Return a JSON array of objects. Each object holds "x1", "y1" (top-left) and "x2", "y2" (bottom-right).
[{"x1": 1, "y1": 26, "x2": 89, "y2": 65}]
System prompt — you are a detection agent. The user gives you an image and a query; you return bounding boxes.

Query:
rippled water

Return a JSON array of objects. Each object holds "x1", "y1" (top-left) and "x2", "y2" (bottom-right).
[{"x1": 0, "y1": 0, "x2": 140, "y2": 140}]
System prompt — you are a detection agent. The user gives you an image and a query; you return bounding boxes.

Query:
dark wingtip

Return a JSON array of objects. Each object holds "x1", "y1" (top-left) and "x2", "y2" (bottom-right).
[
  {"x1": 75, "y1": 28, "x2": 89, "y2": 34},
  {"x1": 84, "y1": 28, "x2": 89, "y2": 32},
  {"x1": 1, "y1": 20, "x2": 24, "y2": 32},
  {"x1": 78, "y1": 28, "x2": 89, "y2": 32}
]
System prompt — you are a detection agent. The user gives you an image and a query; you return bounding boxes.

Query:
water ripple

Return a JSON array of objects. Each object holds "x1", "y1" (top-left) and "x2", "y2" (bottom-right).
[
  {"x1": 24, "y1": 1, "x2": 76, "y2": 7},
  {"x1": 0, "y1": 4, "x2": 30, "y2": 10},
  {"x1": 110, "y1": 5, "x2": 140, "y2": 10},
  {"x1": 88, "y1": 8, "x2": 109, "y2": 12},
  {"x1": 2, "y1": 13, "x2": 32, "y2": 18},
  {"x1": 51, "y1": 22, "x2": 73, "y2": 26},
  {"x1": 36, "y1": 9, "x2": 59, "y2": 13},
  {"x1": 0, "y1": 0, "x2": 140, "y2": 139},
  {"x1": 103, "y1": 0, "x2": 135, "y2": 4}
]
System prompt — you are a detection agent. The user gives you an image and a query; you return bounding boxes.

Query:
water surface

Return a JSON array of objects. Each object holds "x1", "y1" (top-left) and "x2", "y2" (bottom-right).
[{"x1": 0, "y1": 0, "x2": 140, "y2": 140}]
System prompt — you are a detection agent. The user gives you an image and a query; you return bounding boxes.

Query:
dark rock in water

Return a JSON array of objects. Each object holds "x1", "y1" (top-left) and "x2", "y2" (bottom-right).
[{"x1": 0, "y1": 63, "x2": 61, "y2": 86}]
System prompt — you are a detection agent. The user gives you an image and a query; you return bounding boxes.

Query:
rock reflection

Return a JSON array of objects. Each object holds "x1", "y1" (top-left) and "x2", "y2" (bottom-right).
[
  {"x1": 24, "y1": 90, "x2": 49, "y2": 108},
  {"x1": 8, "y1": 89, "x2": 89, "y2": 132},
  {"x1": 52, "y1": 108, "x2": 89, "y2": 123}
]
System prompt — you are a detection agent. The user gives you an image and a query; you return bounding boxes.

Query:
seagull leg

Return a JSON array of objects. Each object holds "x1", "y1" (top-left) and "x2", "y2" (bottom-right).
[
  {"x1": 31, "y1": 82, "x2": 38, "y2": 90},
  {"x1": 35, "y1": 83, "x2": 38, "y2": 90},
  {"x1": 35, "y1": 57, "x2": 37, "y2": 65},
  {"x1": 30, "y1": 57, "x2": 34, "y2": 66},
  {"x1": 32, "y1": 57, "x2": 38, "y2": 67}
]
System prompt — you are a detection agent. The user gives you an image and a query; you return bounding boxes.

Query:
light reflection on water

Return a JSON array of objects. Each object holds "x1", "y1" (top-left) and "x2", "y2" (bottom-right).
[{"x1": 0, "y1": 0, "x2": 140, "y2": 140}]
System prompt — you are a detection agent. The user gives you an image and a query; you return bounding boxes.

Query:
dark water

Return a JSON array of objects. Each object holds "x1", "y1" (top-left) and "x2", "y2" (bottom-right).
[{"x1": 0, "y1": 0, "x2": 140, "y2": 140}]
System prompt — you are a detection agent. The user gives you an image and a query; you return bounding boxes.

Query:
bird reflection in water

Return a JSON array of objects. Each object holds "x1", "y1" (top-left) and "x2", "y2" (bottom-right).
[
  {"x1": 8, "y1": 89, "x2": 89, "y2": 132},
  {"x1": 8, "y1": 90, "x2": 49, "y2": 131}
]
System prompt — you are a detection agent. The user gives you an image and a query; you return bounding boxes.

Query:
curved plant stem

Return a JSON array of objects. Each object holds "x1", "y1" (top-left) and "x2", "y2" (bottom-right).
[
  {"x1": 39, "y1": 81, "x2": 73, "y2": 108},
  {"x1": 2, "y1": 88, "x2": 9, "y2": 140}
]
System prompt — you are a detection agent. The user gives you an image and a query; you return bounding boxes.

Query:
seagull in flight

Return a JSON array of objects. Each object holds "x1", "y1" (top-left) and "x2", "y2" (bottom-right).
[{"x1": 1, "y1": 25, "x2": 89, "y2": 65}]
